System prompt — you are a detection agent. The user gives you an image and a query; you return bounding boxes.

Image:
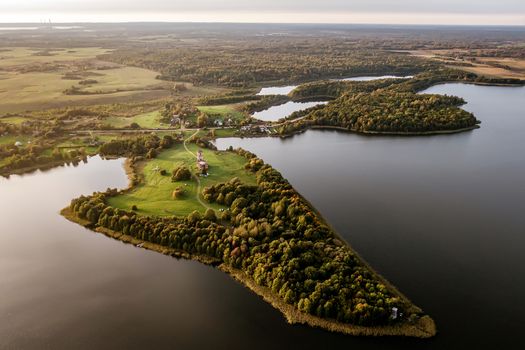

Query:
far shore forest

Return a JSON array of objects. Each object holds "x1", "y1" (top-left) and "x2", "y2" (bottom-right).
[{"x1": 1, "y1": 23, "x2": 524, "y2": 336}]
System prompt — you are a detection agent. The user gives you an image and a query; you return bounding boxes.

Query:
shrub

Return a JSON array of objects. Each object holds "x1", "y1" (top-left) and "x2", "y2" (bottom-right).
[
  {"x1": 204, "y1": 208, "x2": 217, "y2": 222},
  {"x1": 172, "y1": 187, "x2": 185, "y2": 199},
  {"x1": 172, "y1": 166, "x2": 192, "y2": 181}
]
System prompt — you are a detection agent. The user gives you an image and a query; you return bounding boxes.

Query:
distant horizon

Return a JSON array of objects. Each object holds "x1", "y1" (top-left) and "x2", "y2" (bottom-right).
[
  {"x1": 1, "y1": 1, "x2": 523, "y2": 25},
  {"x1": 0, "y1": 13, "x2": 523, "y2": 27},
  {"x1": 1, "y1": 21, "x2": 524, "y2": 28}
]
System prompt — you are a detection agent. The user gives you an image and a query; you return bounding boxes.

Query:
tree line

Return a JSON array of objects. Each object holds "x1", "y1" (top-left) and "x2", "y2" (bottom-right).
[
  {"x1": 277, "y1": 70, "x2": 482, "y2": 134},
  {"x1": 67, "y1": 148, "x2": 419, "y2": 327},
  {"x1": 102, "y1": 38, "x2": 432, "y2": 87}
]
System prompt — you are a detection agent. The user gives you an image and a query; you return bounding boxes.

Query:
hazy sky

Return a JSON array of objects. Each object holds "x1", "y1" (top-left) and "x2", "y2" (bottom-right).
[{"x1": 0, "y1": 0, "x2": 524, "y2": 25}]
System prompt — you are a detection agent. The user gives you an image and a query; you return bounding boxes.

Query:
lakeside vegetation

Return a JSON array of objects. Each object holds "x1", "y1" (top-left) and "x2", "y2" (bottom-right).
[
  {"x1": 3, "y1": 24, "x2": 525, "y2": 338},
  {"x1": 273, "y1": 70, "x2": 503, "y2": 135},
  {"x1": 63, "y1": 145, "x2": 435, "y2": 337},
  {"x1": 278, "y1": 90, "x2": 477, "y2": 135}
]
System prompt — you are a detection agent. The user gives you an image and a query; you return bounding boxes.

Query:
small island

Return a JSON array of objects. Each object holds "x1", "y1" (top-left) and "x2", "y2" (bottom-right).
[{"x1": 61, "y1": 133, "x2": 436, "y2": 337}]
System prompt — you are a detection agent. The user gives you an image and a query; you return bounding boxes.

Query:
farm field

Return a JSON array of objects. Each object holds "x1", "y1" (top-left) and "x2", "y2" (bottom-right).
[
  {"x1": 102, "y1": 110, "x2": 170, "y2": 129},
  {"x1": 197, "y1": 104, "x2": 247, "y2": 123},
  {"x1": 0, "y1": 47, "x2": 171, "y2": 114},
  {"x1": 406, "y1": 49, "x2": 525, "y2": 79}
]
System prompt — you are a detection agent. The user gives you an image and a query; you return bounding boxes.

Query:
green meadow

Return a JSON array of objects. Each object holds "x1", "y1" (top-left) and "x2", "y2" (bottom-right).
[{"x1": 108, "y1": 144, "x2": 256, "y2": 217}]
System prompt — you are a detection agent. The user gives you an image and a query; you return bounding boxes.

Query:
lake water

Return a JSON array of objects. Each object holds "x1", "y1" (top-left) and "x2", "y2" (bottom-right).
[
  {"x1": 217, "y1": 83, "x2": 525, "y2": 349},
  {"x1": 1, "y1": 83, "x2": 524, "y2": 349},
  {"x1": 256, "y1": 75, "x2": 413, "y2": 95},
  {"x1": 341, "y1": 75, "x2": 413, "y2": 81},
  {"x1": 257, "y1": 85, "x2": 298, "y2": 96},
  {"x1": 252, "y1": 101, "x2": 327, "y2": 122}
]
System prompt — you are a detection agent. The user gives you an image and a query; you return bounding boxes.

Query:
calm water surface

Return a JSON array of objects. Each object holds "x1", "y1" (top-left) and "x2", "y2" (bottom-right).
[
  {"x1": 256, "y1": 75, "x2": 412, "y2": 96},
  {"x1": 257, "y1": 85, "x2": 298, "y2": 96},
  {"x1": 1, "y1": 83, "x2": 524, "y2": 349},
  {"x1": 217, "y1": 83, "x2": 525, "y2": 349},
  {"x1": 341, "y1": 75, "x2": 413, "y2": 81},
  {"x1": 252, "y1": 101, "x2": 327, "y2": 122}
]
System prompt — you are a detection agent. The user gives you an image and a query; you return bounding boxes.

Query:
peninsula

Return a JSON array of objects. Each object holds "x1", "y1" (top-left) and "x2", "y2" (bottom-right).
[{"x1": 62, "y1": 132, "x2": 436, "y2": 337}]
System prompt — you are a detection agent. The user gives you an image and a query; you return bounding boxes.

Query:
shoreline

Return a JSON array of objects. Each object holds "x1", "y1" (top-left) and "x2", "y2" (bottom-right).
[
  {"x1": 274, "y1": 124, "x2": 480, "y2": 139},
  {"x1": 0, "y1": 156, "x2": 88, "y2": 178},
  {"x1": 61, "y1": 147, "x2": 437, "y2": 341},
  {"x1": 61, "y1": 207, "x2": 436, "y2": 338},
  {"x1": 416, "y1": 80, "x2": 525, "y2": 91},
  {"x1": 313, "y1": 124, "x2": 480, "y2": 136},
  {"x1": 223, "y1": 266, "x2": 436, "y2": 338}
]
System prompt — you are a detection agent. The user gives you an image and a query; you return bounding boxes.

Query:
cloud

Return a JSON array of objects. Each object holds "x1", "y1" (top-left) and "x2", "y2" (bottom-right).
[
  {"x1": 0, "y1": 0, "x2": 523, "y2": 25},
  {"x1": 1, "y1": 0, "x2": 524, "y2": 15}
]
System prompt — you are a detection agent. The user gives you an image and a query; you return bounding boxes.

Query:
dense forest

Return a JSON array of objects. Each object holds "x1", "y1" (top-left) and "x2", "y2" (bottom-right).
[
  {"x1": 289, "y1": 78, "x2": 409, "y2": 100},
  {"x1": 103, "y1": 38, "x2": 435, "y2": 87},
  {"x1": 275, "y1": 70, "x2": 488, "y2": 134},
  {"x1": 279, "y1": 90, "x2": 477, "y2": 134},
  {"x1": 66, "y1": 148, "x2": 429, "y2": 330}
]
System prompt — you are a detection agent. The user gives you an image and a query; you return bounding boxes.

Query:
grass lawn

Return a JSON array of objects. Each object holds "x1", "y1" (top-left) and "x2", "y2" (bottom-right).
[
  {"x1": 0, "y1": 134, "x2": 31, "y2": 146},
  {"x1": 0, "y1": 116, "x2": 31, "y2": 125},
  {"x1": 103, "y1": 110, "x2": 171, "y2": 129},
  {"x1": 55, "y1": 138, "x2": 99, "y2": 154},
  {"x1": 108, "y1": 143, "x2": 256, "y2": 217},
  {"x1": 79, "y1": 66, "x2": 164, "y2": 94},
  {"x1": 213, "y1": 128, "x2": 238, "y2": 138},
  {"x1": 197, "y1": 104, "x2": 247, "y2": 123}
]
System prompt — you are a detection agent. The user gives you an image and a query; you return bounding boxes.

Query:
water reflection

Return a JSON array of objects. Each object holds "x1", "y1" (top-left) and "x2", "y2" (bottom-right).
[
  {"x1": 252, "y1": 101, "x2": 327, "y2": 121},
  {"x1": 217, "y1": 83, "x2": 525, "y2": 350},
  {"x1": 256, "y1": 75, "x2": 413, "y2": 95},
  {"x1": 2, "y1": 84, "x2": 525, "y2": 349}
]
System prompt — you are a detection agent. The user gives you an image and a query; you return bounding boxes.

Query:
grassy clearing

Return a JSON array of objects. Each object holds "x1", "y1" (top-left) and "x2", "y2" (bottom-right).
[
  {"x1": 0, "y1": 134, "x2": 31, "y2": 146},
  {"x1": 453, "y1": 64, "x2": 525, "y2": 80},
  {"x1": 54, "y1": 138, "x2": 99, "y2": 154},
  {"x1": 0, "y1": 47, "x2": 170, "y2": 114},
  {"x1": 0, "y1": 47, "x2": 110, "y2": 68},
  {"x1": 197, "y1": 104, "x2": 246, "y2": 122},
  {"x1": 107, "y1": 144, "x2": 256, "y2": 217},
  {"x1": 406, "y1": 49, "x2": 525, "y2": 79},
  {"x1": 102, "y1": 110, "x2": 170, "y2": 129},
  {"x1": 79, "y1": 66, "x2": 163, "y2": 93},
  {"x1": 213, "y1": 128, "x2": 238, "y2": 138},
  {"x1": 0, "y1": 68, "x2": 168, "y2": 114},
  {"x1": 0, "y1": 116, "x2": 31, "y2": 125}
]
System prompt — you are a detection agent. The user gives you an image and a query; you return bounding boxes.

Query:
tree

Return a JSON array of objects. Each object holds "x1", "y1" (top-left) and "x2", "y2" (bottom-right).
[
  {"x1": 298, "y1": 298, "x2": 312, "y2": 313},
  {"x1": 172, "y1": 187, "x2": 185, "y2": 199},
  {"x1": 146, "y1": 148, "x2": 157, "y2": 159},
  {"x1": 172, "y1": 166, "x2": 192, "y2": 181},
  {"x1": 187, "y1": 210, "x2": 202, "y2": 224},
  {"x1": 197, "y1": 113, "x2": 208, "y2": 128},
  {"x1": 160, "y1": 135, "x2": 174, "y2": 148},
  {"x1": 204, "y1": 208, "x2": 217, "y2": 222}
]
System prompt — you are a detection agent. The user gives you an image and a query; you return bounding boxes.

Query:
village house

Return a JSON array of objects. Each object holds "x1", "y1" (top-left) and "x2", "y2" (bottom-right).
[
  {"x1": 170, "y1": 114, "x2": 181, "y2": 126},
  {"x1": 196, "y1": 149, "x2": 209, "y2": 175}
]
